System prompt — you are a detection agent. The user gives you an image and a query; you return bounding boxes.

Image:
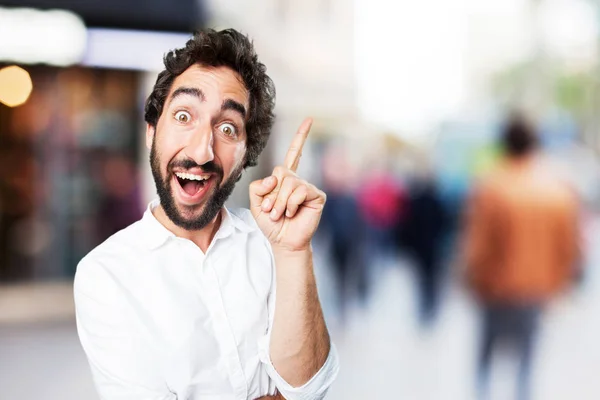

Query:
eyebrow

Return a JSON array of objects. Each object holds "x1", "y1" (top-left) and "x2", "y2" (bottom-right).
[
  {"x1": 169, "y1": 87, "x2": 204, "y2": 104},
  {"x1": 168, "y1": 86, "x2": 246, "y2": 118},
  {"x1": 222, "y1": 99, "x2": 246, "y2": 119}
]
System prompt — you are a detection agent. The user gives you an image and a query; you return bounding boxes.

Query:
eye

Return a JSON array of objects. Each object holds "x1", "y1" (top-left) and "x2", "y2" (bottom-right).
[
  {"x1": 174, "y1": 110, "x2": 191, "y2": 124},
  {"x1": 218, "y1": 123, "x2": 237, "y2": 137}
]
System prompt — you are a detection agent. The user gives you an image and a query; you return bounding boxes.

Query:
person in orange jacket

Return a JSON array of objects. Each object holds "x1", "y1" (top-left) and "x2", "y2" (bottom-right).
[{"x1": 463, "y1": 113, "x2": 581, "y2": 400}]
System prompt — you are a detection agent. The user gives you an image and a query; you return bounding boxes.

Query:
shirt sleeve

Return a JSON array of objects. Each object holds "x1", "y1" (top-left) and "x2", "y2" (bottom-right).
[
  {"x1": 259, "y1": 341, "x2": 339, "y2": 400},
  {"x1": 74, "y1": 257, "x2": 175, "y2": 400},
  {"x1": 257, "y1": 247, "x2": 340, "y2": 400}
]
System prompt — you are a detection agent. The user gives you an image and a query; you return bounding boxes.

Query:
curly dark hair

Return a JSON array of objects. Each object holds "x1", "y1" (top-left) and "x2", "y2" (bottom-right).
[{"x1": 144, "y1": 28, "x2": 276, "y2": 168}]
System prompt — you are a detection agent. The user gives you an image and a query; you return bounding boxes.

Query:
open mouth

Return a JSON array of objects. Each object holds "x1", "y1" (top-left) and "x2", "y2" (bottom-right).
[{"x1": 174, "y1": 171, "x2": 212, "y2": 198}]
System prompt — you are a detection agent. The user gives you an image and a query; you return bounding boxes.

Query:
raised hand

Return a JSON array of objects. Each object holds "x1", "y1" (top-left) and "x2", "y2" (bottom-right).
[{"x1": 249, "y1": 118, "x2": 326, "y2": 252}]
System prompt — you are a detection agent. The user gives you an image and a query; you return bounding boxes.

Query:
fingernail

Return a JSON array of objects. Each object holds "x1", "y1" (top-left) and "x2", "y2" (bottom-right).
[
  {"x1": 270, "y1": 208, "x2": 278, "y2": 220},
  {"x1": 261, "y1": 198, "x2": 270, "y2": 210},
  {"x1": 286, "y1": 209, "x2": 292, "y2": 218},
  {"x1": 263, "y1": 176, "x2": 273, "y2": 186}
]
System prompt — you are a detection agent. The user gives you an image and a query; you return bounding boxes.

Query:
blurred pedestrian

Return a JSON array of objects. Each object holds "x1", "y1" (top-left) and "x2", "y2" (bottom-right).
[
  {"x1": 463, "y1": 113, "x2": 580, "y2": 400},
  {"x1": 401, "y1": 174, "x2": 447, "y2": 327},
  {"x1": 320, "y1": 143, "x2": 367, "y2": 324},
  {"x1": 357, "y1": 162, "x2": 406, "y2": 265}
]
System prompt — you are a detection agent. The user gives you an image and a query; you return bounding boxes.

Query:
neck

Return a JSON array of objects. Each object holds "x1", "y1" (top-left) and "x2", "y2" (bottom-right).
[{"x1": 152, "y1": 204, "x2": 222, "y2": 253}]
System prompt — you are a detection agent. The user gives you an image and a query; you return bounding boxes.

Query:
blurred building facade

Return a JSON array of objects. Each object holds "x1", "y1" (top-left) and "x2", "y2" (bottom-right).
[
  {"x1": 0, "y1": 1, "x2": 205, "y2": 282},
  {"x1": 0, "y1": 0, "x2": 377, "y2": 282}
]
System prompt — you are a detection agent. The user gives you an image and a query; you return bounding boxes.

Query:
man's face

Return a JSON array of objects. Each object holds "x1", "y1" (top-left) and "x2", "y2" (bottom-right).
[{"x1": 147, "y1": 64, "x2": 249, "y2": 230}]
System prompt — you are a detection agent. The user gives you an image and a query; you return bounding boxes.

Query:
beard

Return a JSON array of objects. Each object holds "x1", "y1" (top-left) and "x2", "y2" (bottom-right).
[{"x1": 150, "y1": 140, "x2": 242, "y2": 231}]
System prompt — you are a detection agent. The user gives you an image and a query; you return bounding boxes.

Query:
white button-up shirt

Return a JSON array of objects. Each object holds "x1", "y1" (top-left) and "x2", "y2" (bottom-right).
[{"x1": 74, "y1": 200, "x2": 339, "y2": 400}]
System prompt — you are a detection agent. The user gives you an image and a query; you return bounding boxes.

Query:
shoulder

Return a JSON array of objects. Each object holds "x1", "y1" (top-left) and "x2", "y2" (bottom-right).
[
  {"x1": 82, "y1": 220, "x2": 148, "y2": 264},
  {"x1": 75, "y1": 221, "x2": 147, "y2": 299},
  {"x1": 469, "y1": 173, "x2": 496, "y2": 198}
]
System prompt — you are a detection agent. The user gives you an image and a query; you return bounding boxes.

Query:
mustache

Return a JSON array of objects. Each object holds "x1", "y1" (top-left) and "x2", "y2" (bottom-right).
[{"x1": 169, "y1": 159, "x2": 223, "y2": 175}]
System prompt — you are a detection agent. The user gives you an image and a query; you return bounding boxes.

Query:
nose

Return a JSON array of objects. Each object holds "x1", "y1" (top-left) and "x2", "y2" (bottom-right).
[{"x1": 186, "y1": 121, "x2": 214, "y2": 165}]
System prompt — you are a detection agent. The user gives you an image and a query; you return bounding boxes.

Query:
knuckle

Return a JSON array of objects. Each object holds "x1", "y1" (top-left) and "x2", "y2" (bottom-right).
[
  {"x1": 298, "y1": 184, "x2": 308, "y2": 195},
  {"x1": 275, "y1": 191, "x2": 288, "y2": 204},
  {"x1": 249, "y1": 184, "x2": 261, "y2": 196},
  {"x1": 276, "y1": 198, "x2": 288, "y2": 209},
  {"x1": 283, "y1": 175, "x2": 298, "y2": 188},
  {"x1": 317, "y1": 186, "x2": 326, "y2": 199},
  {"x1": 273, "y1": 165, "x2": 297, "y2": 179},
  {"x1": 273, "y1": 165, "x2": 286, "y2": 177}
]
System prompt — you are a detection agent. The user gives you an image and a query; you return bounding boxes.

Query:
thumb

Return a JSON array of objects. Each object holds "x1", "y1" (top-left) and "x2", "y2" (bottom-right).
[{"x1": 249, "y1": 175, "x2": 278, "y2": 211}]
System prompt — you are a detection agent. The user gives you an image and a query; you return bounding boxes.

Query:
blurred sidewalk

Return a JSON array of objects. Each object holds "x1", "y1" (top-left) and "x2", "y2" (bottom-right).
[
  {"x1": 0, "y1": 281, "x2": 75, "y2": 324},
  {"x1": 316, "y1": 213, "x2": 600, "y2": 400},
  {"x1": 1, "y1": 213, "x2": 600, "y2": 399},
  {"x1": 0, "y1": 281, "x2": 98, "y2": 400}
]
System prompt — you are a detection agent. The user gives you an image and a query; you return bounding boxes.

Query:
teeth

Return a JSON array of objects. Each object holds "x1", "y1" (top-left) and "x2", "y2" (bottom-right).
[{"x1": 175, "y1": 172, "x2": 210, "y2": 181}]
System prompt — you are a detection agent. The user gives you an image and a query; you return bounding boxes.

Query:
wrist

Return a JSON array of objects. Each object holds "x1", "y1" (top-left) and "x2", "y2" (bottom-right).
[
  {"x1": 271, "y1": 243, "x2": 313, "y2": 258},
  {"x1": 271, "y1": 245, "x2": 315, "y2": 279}
]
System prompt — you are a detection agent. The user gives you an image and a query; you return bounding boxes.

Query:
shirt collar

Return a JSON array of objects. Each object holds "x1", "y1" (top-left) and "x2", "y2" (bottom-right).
[
  {"x1": 219, "y1": 206, "x2": 256, "y2": 237},
  {"x1": 140, "y1": 199, "x2": 256, "y2": 250}
]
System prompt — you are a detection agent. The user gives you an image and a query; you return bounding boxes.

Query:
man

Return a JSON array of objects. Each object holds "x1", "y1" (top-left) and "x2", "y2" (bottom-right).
[
  {"x1": 74, "y1": 29, "x2": 339, "y2": 400},
  {"x1": 463, "y1": 113, "x2": 580, "y2": 400}
]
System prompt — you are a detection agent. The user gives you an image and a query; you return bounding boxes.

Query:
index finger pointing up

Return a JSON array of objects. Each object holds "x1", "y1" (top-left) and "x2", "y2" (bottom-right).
[{"x1": 284, "y1": 117, "x2": 313, "y2": 172}]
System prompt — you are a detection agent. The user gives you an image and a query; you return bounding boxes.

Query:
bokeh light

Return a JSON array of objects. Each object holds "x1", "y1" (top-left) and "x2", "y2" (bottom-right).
[{"x1": 0, "y1": 65, "x2": 33, "y2": 107}]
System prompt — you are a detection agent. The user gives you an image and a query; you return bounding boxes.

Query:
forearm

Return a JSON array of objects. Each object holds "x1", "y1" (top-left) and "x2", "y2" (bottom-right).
[{"x1": 269, "y1": 246, "x2": 330, "y2": 387}]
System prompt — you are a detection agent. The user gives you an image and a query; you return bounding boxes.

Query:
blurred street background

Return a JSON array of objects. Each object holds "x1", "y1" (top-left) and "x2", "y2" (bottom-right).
[{"x1": 2, "y1": 0, "x2": 600, "y2": 399}]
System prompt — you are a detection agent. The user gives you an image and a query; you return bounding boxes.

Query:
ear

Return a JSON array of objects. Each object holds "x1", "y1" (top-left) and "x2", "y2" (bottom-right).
[{"x1": 145, "y1": 123, "x2": 155, "y2": 150}]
